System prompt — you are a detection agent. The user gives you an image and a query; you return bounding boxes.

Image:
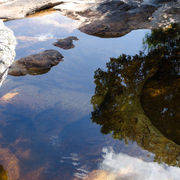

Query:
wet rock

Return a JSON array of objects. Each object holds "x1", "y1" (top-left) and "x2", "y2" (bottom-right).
[
  {"x1": 54, "y1": 0, "x2": 180, "y2": 37},
  {"x1": 52, "y1": 36, "x2": 79, "y2": 50},
  {"x1": 8, "y1": 50, "x2": 63, "y2": 76},
  {"x1": 0, "y1": 20, "x2": 17, "y2": 87},
  {"x1": 0, "y1": 0, "x2": 63, "y2": 20}
]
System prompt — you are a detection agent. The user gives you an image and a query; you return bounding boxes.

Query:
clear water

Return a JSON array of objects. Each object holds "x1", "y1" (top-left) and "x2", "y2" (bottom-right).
[{"x1": 1, "y1": 11, "x2": 175, "y2": 180}]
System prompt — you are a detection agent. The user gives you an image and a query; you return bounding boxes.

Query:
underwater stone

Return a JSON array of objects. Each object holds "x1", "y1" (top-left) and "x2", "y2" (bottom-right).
[
  {"x1": 53, "y1": 36, "x2": 79, "y2": 50},
  {"x1": 8, "y1": 50, "x2": 64, "y2": 76}
]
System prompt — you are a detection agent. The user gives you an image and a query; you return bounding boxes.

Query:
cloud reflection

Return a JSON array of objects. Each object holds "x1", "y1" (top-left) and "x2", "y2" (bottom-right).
[
  {"x1": 31, "y1": 13, "x2": 79, "y2": 34},
  {"x1": 35, "y1": 32, "x2": 54, "y2": 41},
  {"x1": 17, "y1": 33, "x2": 54, "y2": 42},
  {"x1": 97, "y1": 147, "x2": 180, "y2": 180}
]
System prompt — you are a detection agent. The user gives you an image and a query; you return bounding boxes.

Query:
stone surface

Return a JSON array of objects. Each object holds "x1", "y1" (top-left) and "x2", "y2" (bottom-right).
[
  {"x1": 54, "y1": 0, "x2": 180, "y2": 37},
  {"x1": 1, "y1": 0, "x2": 180, "y2": 37},
  {"x1": 53, "y1": 36, "x2": 79, "y2": 50},
  {"x1": 8, "y1": 50, "x2": 64, "y2": 76},
  {"x1": 0, "y1": 20, "x2": 17, "y2": 87},
  {"x1": 0, "y1": 0, "x2": 63, "y2": 20}
]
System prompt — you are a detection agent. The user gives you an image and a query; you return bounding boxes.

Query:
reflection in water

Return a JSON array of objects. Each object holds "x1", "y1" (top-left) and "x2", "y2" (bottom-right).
[
  {"x1": 84, "y1": 147, "x2": 180, "y2": 180},
  {"x1": 6, "y1": 12, "x2": 79, "y2": 59},
  {"x1": 141, "y1": 77, "x2": 180, "y2": 145},
  {"x1": 91, "y1": 24, "x2": 180, "y2": 167},
  {"x1": 0, "y1": 165, "x2": 8, "y2": 180},
  {"x1": 25, "y1": 8, "x2": 57, "y2": 19},
  {"x1": 141, "y1": 23, "x2": 180, "y2": 145},
  {"x1": 3, "y1": 10, "x2": 179, "y2": 179}
]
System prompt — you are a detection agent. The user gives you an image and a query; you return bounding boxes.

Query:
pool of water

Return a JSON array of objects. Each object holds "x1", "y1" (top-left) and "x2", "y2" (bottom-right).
[{"x1": 1, "y1": 11, "x2": 179, "y2": 180}]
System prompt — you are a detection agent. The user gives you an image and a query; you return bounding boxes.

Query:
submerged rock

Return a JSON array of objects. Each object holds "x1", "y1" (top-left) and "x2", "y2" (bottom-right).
[
  {"x1": 53, "y1": 36, "x2": 79, "y2": 50},
  {"x1": 0, "y1": 20, "x2": 17, "y2": 87},
  {"x1": 8, "y1": 50, "x2": 64, "y2": 76}
]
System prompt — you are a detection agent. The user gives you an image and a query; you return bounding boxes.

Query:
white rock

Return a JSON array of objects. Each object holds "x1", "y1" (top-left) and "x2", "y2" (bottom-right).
[{"x1": 0, "y1": 20, "x2": 17, "y2": 87}]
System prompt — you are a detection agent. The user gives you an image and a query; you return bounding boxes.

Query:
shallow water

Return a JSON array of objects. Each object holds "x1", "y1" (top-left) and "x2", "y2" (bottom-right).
[{"x1": 1, "y1": 11, "x2": 179, "y2": 180}]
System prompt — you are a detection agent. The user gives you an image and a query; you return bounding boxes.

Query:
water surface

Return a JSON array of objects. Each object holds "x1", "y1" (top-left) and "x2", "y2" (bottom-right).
[{"x1": 1, "y1": 11, "x2": 178, "y2": 180}]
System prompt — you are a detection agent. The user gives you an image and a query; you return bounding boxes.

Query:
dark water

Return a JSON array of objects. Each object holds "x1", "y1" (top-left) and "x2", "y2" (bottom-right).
[{"x1": 0, "y1": 11, "x2": 180, "y2": 180}]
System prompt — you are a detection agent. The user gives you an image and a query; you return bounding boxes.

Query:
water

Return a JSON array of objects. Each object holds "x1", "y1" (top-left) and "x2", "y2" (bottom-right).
[{"x1": 1, "y1": 11, "x2": 179, "y2": 180}]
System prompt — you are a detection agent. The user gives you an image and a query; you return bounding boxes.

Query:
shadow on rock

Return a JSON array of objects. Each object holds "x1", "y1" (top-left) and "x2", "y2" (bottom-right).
[
  {"x1": 52, "y1": 36, "x2": 79, "y2": 50},
  {"x1": 8, "y1": 50, "x2": 63, "y2": 76},
  {"x1": 91, "y1": 23, "x2": 180, "y2": 166}
]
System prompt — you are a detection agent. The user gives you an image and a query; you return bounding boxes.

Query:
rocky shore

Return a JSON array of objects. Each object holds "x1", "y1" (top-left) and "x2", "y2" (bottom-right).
[
  {"x1": 1, "y1": 0, "x2": 180, "y2": 37},
  {"x1": 54, "y1": 0, "x2": 180, "y2": 37}
]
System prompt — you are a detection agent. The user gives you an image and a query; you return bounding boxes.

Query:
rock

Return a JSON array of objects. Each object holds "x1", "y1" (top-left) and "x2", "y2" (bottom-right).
[
  {"x1": 53, "y1": 36, "x2": 79, "y2": 50},
  {"x1": 1, "y1": 0, "x2": 180, "y2": 38},
  {"x1": 0, "y1": 20, "x2": 17, "y2": 87},
  {"x1": 0, "y1": 0, "x2": 63, "y2": 20},
  {"x1": 54, "y1": 0, "x2": 180, "y2": 37},
  {"x1": 8, "y1": 50, "x2": 64, "y2": 76}
]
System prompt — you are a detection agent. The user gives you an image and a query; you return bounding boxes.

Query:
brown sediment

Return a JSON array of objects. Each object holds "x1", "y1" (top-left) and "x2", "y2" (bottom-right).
[{"x1": 25, "y1": 8, "x2": 57, "y2": 19}]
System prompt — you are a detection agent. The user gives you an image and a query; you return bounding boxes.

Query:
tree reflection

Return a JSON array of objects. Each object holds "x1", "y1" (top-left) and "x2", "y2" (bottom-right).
[
  {"x1": 141, "y1": 23, "x2": 180, "y2": 145},
  {"x1": 0, "y1": 165, "x2": 8, "y2": 180},
  {"x1": 144, "y1": 23, "x2": 180, "y2": 78},
  {"x1": 91, "y1": 24, "x2": 180, "y2": 166}
]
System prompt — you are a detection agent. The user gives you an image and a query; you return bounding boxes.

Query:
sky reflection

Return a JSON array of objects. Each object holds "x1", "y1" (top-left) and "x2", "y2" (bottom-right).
[
  {"x1": 1, "y1": 12, "x2": 156, "y2": 180},
  {"x1": 96, "y1": 147, "x2": 180, "y2": 180}
]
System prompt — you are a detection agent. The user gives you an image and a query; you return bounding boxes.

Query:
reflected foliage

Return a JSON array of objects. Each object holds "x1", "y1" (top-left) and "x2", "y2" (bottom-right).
[
  {"x1": 91, "y1": 52, "x2": 159, "y2": 136},
  {"x1": 141, "y1": 23, "x2": 180, "y2": 145},
  {"x1": 91, "y1": 24, "x2": 180, "y2": 165},
  {"x1": 0, "y1": 165, "x2": 8, "y2": 180},
  {"x1": 144, "y1": 23, "x2": 180, "y2": 78}
]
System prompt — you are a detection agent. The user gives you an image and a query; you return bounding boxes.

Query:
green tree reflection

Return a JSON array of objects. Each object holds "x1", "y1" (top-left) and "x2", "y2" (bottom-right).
[
  {"x1": 0, "y1": 165, "x2": 8, "y2": 180},
  {"x1": 91, "y1": 24, "x2": 180, "y2": 166},
  {"x1": 144, "y1": 23, "x2": 180, "y2": 78}
]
